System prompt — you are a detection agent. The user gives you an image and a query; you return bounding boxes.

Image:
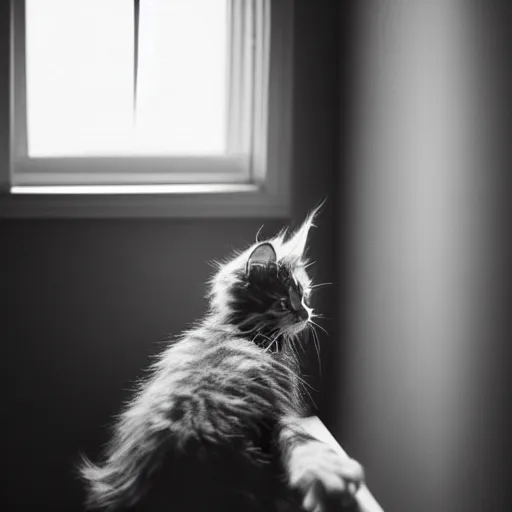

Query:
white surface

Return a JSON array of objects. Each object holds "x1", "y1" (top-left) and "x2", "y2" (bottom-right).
[{"x1": 299, "y1": 416, "x2": 385, "y2": 512}]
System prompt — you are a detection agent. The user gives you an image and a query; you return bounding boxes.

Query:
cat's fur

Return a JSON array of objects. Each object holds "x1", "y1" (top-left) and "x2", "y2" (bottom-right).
[{"x1": 79, "y1": 207, "x2": 362, "y2": 512}]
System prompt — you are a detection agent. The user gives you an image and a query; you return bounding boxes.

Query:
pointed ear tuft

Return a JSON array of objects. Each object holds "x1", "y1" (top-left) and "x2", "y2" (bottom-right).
[
  {"x1": 246, "y1": 243, "x2": 277, "y2": 274},
  {"x1": 281, "y1": 202, "x2": 324, "y2": 260}
]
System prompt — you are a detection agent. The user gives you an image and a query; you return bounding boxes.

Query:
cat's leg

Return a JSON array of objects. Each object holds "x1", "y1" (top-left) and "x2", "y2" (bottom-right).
[{"x1": 278, "y1": 418, "x2": 365, "y2": 512}]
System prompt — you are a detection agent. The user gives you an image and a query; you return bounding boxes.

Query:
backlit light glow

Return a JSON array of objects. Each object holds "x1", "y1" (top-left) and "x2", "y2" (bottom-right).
[{"x1": 25, "y1": 0, "x2": 228, "y2": 157}]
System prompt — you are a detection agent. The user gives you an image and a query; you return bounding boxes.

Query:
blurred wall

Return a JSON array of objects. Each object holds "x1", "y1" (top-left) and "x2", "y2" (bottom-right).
[
  {"x1": 335, "y1": 1, "x2": 512, "y2": 511},
  {"x1": 1, "y1": 1, "x2": 341, "y2": 510}
]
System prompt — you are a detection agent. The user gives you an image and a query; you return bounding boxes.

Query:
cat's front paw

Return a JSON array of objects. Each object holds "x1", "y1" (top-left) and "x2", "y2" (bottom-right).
[{"x1": 288, "y1": 441, "x2": 365, "y2": 512}]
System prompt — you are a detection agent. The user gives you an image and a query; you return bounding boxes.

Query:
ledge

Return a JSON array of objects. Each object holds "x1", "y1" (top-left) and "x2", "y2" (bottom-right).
[
  {"x1": 297, "y1": 416, "x2": 385, "y2": 512},
  {"x1": 10, "y1": 183, "x2": 258, "y2": 195},
  {"x1": 0, "y1": 184, "x2": 291, "y2": 219}
]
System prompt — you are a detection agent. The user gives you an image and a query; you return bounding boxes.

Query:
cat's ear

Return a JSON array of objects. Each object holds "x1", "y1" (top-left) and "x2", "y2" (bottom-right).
[
  {"x1": 282, "y1": 202, "x2": 323, "y2": 259},
  {"x1": 246, "y1": 242, "x2": 277, "y2": 274}
]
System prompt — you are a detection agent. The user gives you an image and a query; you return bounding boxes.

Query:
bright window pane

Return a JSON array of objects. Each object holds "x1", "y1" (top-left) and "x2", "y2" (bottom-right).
[
  {"x1": 26, "y1": 0, "x2": 134, "y2": 157},
  {"x1": 135, "y1": 0, "x2": 228, "y2": 155},
  {"x1": 25, "y1": 0, "x2": 228, "y2": 158}
]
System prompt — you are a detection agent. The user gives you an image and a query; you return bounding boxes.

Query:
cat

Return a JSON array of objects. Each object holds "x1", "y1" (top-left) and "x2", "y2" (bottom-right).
[{"x1": 79, "y1": 207, "x2": 364, "y2": 512}]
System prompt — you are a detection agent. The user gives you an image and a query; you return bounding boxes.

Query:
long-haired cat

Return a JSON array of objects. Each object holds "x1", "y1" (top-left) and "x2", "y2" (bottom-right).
[{"x1": 80, "y1": 207, "x2": 364, "y2": 512}]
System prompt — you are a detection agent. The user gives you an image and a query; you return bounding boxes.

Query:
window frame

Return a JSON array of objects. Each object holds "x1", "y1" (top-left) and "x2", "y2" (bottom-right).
[{"x1": 0, "y1": 0, "x2": 294, "y2": 218}]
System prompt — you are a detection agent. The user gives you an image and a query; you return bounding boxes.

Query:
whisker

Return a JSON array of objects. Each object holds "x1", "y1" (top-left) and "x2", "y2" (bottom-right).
[
  {"x1": 288, "y1": 343, "x2": 316, "y2": 404},
  {"x1": 294, "y1": 370, "x2": 318, "y2": 392},
  {"x1": 311, "y1": 313, "x2": 330, "y2": 319},
  {"x1": 309, "y1": 325, "x2": 322, "y2": 377},
  {"x1": 292, "y1": 331, "x2": 306, "y2": 355},
  {"x1": 255, "y1": 330, "x2": 273, "y2": 342},
  {"x1": 297, "y1": 377, "x2": 315, "y2": 407},
  {"x1": 264, "y1": 331, "x2": 281, "y2": 353},
  {"x1": 296, "y1": 374, "x2": 317, "y2": 409},
  {"x1": 288, "y1": 337, "x2": 298, "y2": 361},
  {"x1": 310, "y1": 282, "x2": 335, "y2": 289},
  {"x1": 294, "y1": 333, "x2": 304, "y2": 360},
  {"x1": 309, "y1": 319, "x2": 329, "y2": 337}
]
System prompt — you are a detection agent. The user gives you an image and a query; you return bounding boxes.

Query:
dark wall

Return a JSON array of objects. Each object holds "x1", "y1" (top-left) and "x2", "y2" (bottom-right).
[
  {"x1": 2, "y1": 1, "x2": 341, "y2": 511},
  {"x1": 2, "y1": 219, "x2": 287, "y2": 509}
]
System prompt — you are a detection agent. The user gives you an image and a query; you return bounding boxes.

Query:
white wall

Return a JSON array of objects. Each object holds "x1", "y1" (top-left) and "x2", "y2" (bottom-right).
[{"x1": 337, "y1": 2, "x2": 512, "y2": 510}]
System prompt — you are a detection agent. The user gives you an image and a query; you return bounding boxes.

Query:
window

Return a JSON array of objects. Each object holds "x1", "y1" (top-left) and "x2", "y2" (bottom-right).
[
  {"x1": 26, "y1": 0, "x2": 228, "y2": 159},
  {"x1": 1, "y1": 0, "x2": 293, "y2": 217}
]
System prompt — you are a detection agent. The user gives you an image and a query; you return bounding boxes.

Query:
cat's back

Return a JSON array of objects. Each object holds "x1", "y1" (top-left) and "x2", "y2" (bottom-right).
[
  {"x1": 151, "y1": 332, "x2": 296, "y2": 416},
  {"x1": 129, "y1": 334, "x2": 302, "y2": 512}
]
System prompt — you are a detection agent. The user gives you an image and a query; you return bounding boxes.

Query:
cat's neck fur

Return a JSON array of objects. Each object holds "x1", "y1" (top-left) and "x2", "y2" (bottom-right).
[{"x1": 192, "y1": 312, "x2": 290, "y2": 354}]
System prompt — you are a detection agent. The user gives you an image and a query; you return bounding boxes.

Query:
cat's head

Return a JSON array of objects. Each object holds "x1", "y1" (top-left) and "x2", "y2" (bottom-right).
[{"x1": 208, "y1": 206, "x2": 321, "y2": 348}]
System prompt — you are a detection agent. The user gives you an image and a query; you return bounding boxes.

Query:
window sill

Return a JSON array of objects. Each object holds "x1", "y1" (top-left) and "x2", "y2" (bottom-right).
[{"x1": 0, "y1": 183, "x2": 291, "y2": 218}]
